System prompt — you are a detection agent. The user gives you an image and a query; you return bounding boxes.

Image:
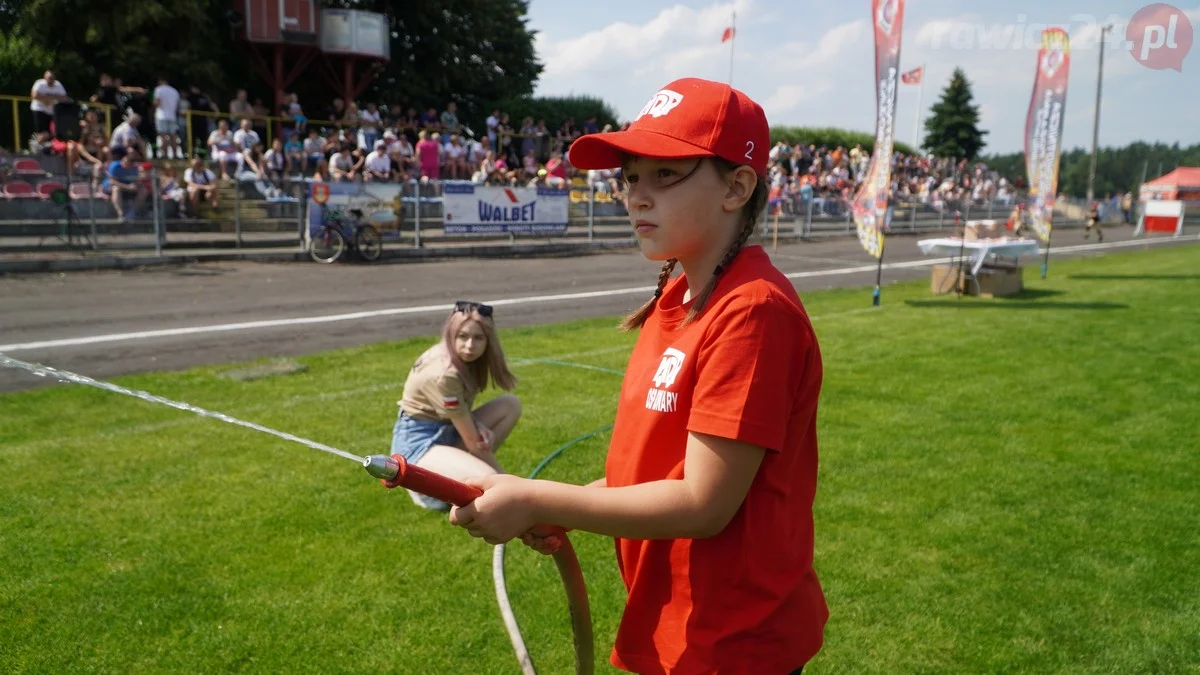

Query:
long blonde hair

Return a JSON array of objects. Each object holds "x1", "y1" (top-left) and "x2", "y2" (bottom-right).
[{"x1": 442, "y1": 306, "x2": 517, "y2": 393}]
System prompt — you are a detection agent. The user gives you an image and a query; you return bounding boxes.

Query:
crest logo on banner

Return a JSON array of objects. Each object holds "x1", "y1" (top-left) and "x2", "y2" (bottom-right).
[
  {"x1": 876, "y1": 0, "x2": 900, "y2": 34},
  {"x1": 1041, "y1": 45, "x2": 1064, "y2": 79},
  {"x1": 312, "y1": 183, "x2": 330, "y2": 205}
]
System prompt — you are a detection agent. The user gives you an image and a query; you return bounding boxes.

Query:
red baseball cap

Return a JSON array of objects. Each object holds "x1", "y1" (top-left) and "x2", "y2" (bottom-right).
[{"x1": 567, "y1": 77, "x2": 770, "y2": 177}]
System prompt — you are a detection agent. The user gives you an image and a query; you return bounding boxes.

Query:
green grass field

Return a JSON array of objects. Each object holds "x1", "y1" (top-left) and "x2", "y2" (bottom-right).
[{"x1": 2, "y1": 244, "x2": 1199, "y2": 673}]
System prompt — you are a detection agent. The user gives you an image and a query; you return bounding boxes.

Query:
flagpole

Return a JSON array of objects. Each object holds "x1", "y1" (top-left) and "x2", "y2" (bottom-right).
[
  {"x1": 913, "y1": 66, "x2": 924, "y2": 150},
  {"x1": 728, "y1": 10, "x2": 736, "y2": 85},
  {"x1": 873, "y1": 237, "x2": 885, "y2": 306},
  {"x1": 1041, "y1": 226, "x2": 1053, "y2": 279}
]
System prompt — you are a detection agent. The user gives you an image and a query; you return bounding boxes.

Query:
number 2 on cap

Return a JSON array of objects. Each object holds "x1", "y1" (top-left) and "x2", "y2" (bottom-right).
[{"x1": 745, "y1": 141, "x2": 755, "y2": 160}]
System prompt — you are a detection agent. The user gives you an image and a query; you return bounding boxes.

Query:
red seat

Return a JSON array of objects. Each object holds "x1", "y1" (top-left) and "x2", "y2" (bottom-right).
[
  {"x1": 36, "y1": 181, "x2": 65, "y2": 199},
  {"x1": 13, "y1": 158, "x2": 44, "y2": 176},
  {"x1": 3, "y1": 180, "x2": 37, "y2": 199},
  {"x1": 68, "y1": 182, "x2": 97, "y2": 200}
]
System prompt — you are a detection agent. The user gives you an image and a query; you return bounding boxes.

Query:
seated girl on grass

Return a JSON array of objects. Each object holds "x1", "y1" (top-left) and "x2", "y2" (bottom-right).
[{"x1": 390, "y1": 301, "x2": 522, "y2": 511}]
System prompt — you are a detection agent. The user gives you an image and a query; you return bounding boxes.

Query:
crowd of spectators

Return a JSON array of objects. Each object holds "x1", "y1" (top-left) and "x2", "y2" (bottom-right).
[
  {"x1": 21, "y1": 70, "x2": 615, "y2": 189},
  {"x1": 16, "y1": 69, "x2": 1048, "y2": 222},
  {"x1": 762, "y1": 141, "x2": 1019, "y2": 218}
]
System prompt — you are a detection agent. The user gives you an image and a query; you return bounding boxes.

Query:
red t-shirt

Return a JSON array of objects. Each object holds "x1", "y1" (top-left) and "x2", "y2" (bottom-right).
[
  {"x1": 605, "y1": 245, "x2": 828, "y2": 674},
  {"x1": 546, "y1": 157, "x2": 567, "y2": 179}
]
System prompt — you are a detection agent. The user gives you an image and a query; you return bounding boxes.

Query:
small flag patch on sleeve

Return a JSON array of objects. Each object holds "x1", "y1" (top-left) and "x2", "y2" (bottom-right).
[{"x1": 442, "y1": 396, "x2": 460, "y2": 409}]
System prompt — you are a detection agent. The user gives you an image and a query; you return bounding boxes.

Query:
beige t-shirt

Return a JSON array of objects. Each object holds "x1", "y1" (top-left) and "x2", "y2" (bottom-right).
[{"x1": 399, "y1": 345, "x2": 476, "y2": 421}]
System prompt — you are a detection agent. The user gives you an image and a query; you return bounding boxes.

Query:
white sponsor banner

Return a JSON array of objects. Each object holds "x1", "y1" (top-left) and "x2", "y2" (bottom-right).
[{"x1": 442, "y1": 183, "x2": 569, "y2": 234}]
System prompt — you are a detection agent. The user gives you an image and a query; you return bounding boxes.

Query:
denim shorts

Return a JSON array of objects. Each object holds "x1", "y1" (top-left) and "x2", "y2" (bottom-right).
[
  {"x1": 391, "y1": 411, "x2": 462, "y2": 465},
  {"x1": 391, "y1": 412, "x2": 462, "y2": 511}
]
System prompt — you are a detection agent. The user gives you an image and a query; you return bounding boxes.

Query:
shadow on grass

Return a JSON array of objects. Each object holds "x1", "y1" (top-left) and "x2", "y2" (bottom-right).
[
  {"x1": 1068, "y1": 274, "x2": 1200, "y2": 281},
  {"x1": 905, "y1": 298, "x2": 1128, "y2": 311},
  {"x1": 1003, "y1": 288, "x2": 1066, "y2": 300}
]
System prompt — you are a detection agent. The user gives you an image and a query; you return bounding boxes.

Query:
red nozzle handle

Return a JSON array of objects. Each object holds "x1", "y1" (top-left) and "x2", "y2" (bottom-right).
[{"x1": 380, "y1": 454, "x2": 483, "y2": 507}]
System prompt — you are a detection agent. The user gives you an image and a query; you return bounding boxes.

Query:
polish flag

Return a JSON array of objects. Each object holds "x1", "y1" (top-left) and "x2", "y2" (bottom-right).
[
  {"x1": 901, "y1": 66, "x2": 923, "y2": 85},
  {"x1": 721, "y1": 26, "x2": 735, "y2": 42}
]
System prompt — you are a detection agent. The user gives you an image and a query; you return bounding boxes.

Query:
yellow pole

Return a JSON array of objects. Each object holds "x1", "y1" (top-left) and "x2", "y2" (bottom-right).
[{"x1": 12, "y1": 98, "x2": 19, "y2": 152}]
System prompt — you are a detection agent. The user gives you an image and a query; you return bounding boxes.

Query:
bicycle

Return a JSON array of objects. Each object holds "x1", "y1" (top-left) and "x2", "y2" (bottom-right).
[{"x1": 308, "y1": 207, "x2": 383, "y2": 263}]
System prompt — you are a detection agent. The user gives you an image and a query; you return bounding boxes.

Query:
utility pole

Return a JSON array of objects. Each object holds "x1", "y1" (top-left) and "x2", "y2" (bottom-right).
[{"x1": 1086, "y1": 23, "x2": 1111, "y2": 206}]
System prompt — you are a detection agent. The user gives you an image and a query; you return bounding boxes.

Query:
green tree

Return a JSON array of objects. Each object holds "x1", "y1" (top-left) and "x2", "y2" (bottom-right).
[
  {"x1": 770, "y1": 126, "x2": 917, "y2": 156},
  {"x1": 326, "y1": 0, "x2": 543, "y2": 124},
  {"x1": 0, "y1": 0, "x2": 23, "y2": 32},
  {"x1": 0, "y1": 31, "x2": 53, "y2": 148},
  {"x1": 490, "y1": 95, "x2": 619, "y2": 134},
  {"x1": 0, "y1": 32, "x2": 53, "y2": 97},
  {"x1": 983, "y1": 142, "x2": 1200, "y2": 197},
  {"x1": 2, "y1": 0, "x2": 545, "y2": 129},
  {"x1": 922, "y1": 67, "x2": 988, "y2": 160},
  {"x1": 7, "y1": 0, "x2": 240, "y2": 97}
]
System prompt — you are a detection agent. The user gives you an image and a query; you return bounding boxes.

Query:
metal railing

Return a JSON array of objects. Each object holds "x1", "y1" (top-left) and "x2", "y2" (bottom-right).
[
  {"x1": 0, "y1": 151, "x2": 306, "y2": 255},
  {"x1": 11, "y1": 165, "x2": 1173, "y2": 259},
  {"x1": 770, "y1": 193, "x2": 1128, "y2": 239},
  {"x1": 2, "y1": 93, "x2": 558, "y2": 163},
  {"x1": 2, "y1": 95, "x2": 120, "y2": 152}
]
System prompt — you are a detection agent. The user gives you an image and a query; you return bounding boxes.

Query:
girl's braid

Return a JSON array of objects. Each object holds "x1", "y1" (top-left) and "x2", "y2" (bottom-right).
[{"x1": 653, "y1": 258, "x2": 678, "y2": 298}]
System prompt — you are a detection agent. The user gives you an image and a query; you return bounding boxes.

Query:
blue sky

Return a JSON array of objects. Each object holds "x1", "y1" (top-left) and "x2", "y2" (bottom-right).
[{"x1": 525, "y1": 0, "x2": 1199, "y2": 155}]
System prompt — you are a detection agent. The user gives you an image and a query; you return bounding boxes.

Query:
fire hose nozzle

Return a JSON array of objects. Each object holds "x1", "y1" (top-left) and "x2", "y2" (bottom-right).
[
  {"x1": 363, "y1": 454, "x2": 400, "y2": 482},
  {"x1": 364, "y1": 453, "x2": 484, "y2": 507}
]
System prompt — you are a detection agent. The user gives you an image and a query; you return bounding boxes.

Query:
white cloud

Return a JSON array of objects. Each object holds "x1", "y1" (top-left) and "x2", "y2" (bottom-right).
[
  {"x1": 533, "y1": 0, "x2": 759, "y2": 122},
  {"x1": 763, "y1": 82, "x2": 832, "y2": 113},
  {"x1": 528, "y1": 1, "x2": 1200, "y2": 153},
  {"x1": 914, "y1": 14, "x2": 984, "y2": 50},
  {"x1": 757, "y1": 20, "x2": 867, "y2": 115},
  {"x1": 537, "y1": 0, "x2": 753, "y2": 79}
]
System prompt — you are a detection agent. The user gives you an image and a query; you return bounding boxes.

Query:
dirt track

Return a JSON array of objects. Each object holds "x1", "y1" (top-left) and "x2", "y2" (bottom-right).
[{"x1": 0, "y1": 227, "x2": 1187, "y2": 392}]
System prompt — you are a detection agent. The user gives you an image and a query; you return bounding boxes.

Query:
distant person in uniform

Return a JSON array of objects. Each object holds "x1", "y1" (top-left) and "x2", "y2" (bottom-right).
[
  {"x1": 1084, "y1": 201, "x2": 1103, "y2": 241},
  {"x1": 1006, "y1": 202, "x2": 1029, "y2": 237}
]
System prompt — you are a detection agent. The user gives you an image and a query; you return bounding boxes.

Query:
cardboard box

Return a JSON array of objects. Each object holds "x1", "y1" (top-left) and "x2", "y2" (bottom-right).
[
  {"x1": 965, "y1": 219, "x2": 1004, "y2": 241},
  {"x1": 931, "y1": 263, "x2": 966, "y2": 294},
  {"x1": 931, "y1": 263, "x2": 1024, "y2": 298}
]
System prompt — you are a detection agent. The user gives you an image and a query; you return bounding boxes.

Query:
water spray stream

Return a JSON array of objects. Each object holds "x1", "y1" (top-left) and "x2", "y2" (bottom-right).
[
  {"x1": 2, "y1": 352, "x2": 596, "y2": 673},
  {"x1": 0, "y1": 354, "x2": 365, "y2": 464}
]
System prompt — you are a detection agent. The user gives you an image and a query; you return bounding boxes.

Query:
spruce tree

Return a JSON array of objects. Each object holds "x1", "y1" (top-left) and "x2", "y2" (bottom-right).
[{"x1": 921, "y1": 68, "x2": 989, "y2": 160}]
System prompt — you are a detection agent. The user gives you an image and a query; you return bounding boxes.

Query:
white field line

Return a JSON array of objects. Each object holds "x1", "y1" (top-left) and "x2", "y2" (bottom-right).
[{"x1": 6, "y1": 234, "x2": 1191, "y2": 354}]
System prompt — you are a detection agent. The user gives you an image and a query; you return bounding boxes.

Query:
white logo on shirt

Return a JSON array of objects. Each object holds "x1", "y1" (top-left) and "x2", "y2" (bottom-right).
[
  {"x1": 638, "y1": 90, "x2": 683, "y2": 119},
  {"x1": 646, "y1": 348, "x2": 685, "y2": 413},
  {"x1": 652, "y1": 348, "x2": 686, "y2": 388}
]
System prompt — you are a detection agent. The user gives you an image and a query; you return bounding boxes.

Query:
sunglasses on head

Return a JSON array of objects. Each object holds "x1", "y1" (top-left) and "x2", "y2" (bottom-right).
[{"x1": 455, "y1": 300, "x2": 493, "y2": 317}]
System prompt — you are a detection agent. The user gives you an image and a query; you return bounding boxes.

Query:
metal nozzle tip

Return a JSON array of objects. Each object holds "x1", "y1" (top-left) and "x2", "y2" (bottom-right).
[{"x1": 363, "y1": 454, "x2": 400, "y2": 481}]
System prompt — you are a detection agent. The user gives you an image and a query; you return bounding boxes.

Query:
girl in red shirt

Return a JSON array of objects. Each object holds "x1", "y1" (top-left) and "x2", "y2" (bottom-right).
[{"x1": 450, "y1": 78, "x2": 828, "y2": 674}]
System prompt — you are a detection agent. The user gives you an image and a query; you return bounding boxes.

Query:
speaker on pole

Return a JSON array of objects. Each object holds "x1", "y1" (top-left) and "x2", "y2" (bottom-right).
[{"x1": 53, "y1": 100, "x2": 82, "y2": 142}]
